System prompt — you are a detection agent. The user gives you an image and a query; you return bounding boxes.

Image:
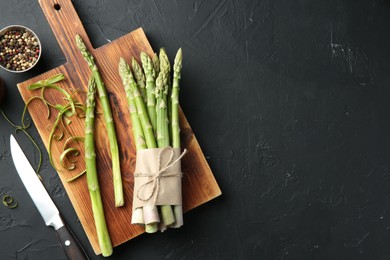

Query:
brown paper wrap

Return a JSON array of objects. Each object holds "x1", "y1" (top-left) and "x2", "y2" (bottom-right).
[{"x1": 132, "y1": 147, "x2": 187, "y2": 210}]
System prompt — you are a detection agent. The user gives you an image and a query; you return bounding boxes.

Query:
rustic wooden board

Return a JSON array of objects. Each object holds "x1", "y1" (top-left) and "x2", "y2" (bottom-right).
[{"x1": 16, "y1": 0, "x2": 221, "y2": 255}]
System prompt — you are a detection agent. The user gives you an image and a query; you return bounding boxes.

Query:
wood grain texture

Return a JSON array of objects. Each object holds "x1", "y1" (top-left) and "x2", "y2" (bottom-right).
[{"x1": 16, "y1": 0, "x2": 221, "y2": 255}]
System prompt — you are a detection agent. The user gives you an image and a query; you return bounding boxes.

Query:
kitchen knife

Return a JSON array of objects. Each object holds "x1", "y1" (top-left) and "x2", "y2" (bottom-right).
[{"x1": 10, "y1": 134, "x2": 89, "y2": 260}]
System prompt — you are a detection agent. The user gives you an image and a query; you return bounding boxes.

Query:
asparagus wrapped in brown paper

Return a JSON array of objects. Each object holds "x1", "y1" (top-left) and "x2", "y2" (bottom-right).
[{"x1": 119, "y1": 48, "x2": 186, "y2": 232}]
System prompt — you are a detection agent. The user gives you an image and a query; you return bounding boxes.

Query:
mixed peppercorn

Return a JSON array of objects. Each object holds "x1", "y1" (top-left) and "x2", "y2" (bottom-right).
[{"x1": 0, "y1": 28, "x2": 40, "y2": 72}]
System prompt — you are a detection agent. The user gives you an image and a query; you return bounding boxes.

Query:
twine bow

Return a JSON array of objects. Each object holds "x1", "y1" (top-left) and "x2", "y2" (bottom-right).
[{"x1": 134, "y1": 147, "x2": 187, "y2": 205}]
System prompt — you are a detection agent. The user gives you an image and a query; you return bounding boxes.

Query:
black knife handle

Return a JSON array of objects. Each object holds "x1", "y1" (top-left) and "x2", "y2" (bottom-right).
[{"x1": 56, "y1": 225, "x2": 89, "y2": 260}]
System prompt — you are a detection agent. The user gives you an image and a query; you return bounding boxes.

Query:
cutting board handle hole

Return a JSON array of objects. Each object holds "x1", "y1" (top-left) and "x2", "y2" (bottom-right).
[{"x1": 54, "y1": 3, "x2": 61, "y2": 11}]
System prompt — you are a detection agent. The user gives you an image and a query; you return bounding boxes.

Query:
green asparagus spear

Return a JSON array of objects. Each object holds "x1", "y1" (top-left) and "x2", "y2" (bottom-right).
[
  {"x1": 132, "y1": 57, "x2": 147, "y2": 102},
  {"x1": 171, "y1": 48, "x2": 182, "y2": 148},
  {"x1": 76, "y1": 34, "x2": 124, "y2": 207},
  {"x1": 119, "y1": 58, "x2": 146, "y2": 151},
  {"x1": 171, "y1": 48, "x2": 183, "y2": 228},
  {"x1": 85, "y1": 77, "x2": 113, "y2": 257},
  {"x1": 159, "y1": 48, "x2": 170, "y2": 103},
  {"x1": 156, "y1": 56, "x2": 175, "y2": 226},
  {"x1": 152, "y1": 53, "x2": 160, "y2": 76},
  {"x1": 140, "y1": 52, "x2": 157, "y2": 132},
  {"x1": 159, "y1": 48, "x2": 172, "y2": 142},
  {"x1": 155, "y1": 73, "x2": 170, "y2": 148},
  {"x1": 157, "y1": 48, "x2": 171, "y2": 148}
]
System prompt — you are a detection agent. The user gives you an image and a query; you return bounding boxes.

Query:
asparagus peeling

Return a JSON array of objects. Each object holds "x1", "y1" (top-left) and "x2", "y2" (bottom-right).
[
  {"x1": 85, "y1": 77, "x2": 113, "y2": 257},
  {"x1": 76, "y1": 34, "x2": 124, "y2": 207}
]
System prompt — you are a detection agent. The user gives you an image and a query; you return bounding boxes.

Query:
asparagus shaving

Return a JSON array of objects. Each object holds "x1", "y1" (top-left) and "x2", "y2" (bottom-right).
[
  {"x1": 15, "y1": 128, "x2": 44, "y2": 177},
  {"x1": 0, "y1": 109, "x2": 43, "y2": 177},
  {"x1": 2, "y1": 195, "x2": 18, "y2": 209},
  {"x1": 48, "y1": 103, "x2": 85, "y2": 172},
  {"x1": 85, "y1": 76, "x2": 113, "y2": 257},
  {"x1": 63, "y1": 136, "x2": 85, "y2": 150},
  {"x1": 66, "y1": 170, "x2": 86, "y2": 182},
  {"x1": 2, "y1": 73, "x2": 88, "y2": 183},
  {"x1": 28, "y1": 73, "x2": 65, "y2": 88},
  {"x1": 48, "y1": 101, "x2": 86, "y2": 174},
  {"x1": 60, "y1": 147, "x2": 79, "y2": 170},
  {"x1": 29, "y1": 80, "x2": 76, "y2": 116},
  {"x1": 26, "y1": 73, "x2": 87, "y2": 180},
  {"x1": 60, "y1": 137, "x2": 86, "y2": 181},
  {"x1": 46, "y1": 123, "x2": 64, "y2": 141},
  {"x1": 76, "y1": 34, "x2": 124, "y2": 207},
  {"x1": 21, "y1": 96, "x2": 51, "y2": 128}
]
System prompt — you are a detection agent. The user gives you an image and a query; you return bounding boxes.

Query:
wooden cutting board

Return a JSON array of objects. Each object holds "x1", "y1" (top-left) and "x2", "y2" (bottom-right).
[{"x1": 17, "y1": 0, "x2": 221, "y2": 255}]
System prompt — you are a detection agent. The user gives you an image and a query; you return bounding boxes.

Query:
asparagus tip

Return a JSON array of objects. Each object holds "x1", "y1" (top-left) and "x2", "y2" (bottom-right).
[
  {"x1": 174, "y1": 48, "x2": 183, "y2": 72},
  {"x1": 118, "y1": 57, "x2": 126, "y2": 69},
  {"x1": 140, "y1": 51, "x2": 147, "y2": 59},
  {"x1": 132, "y1": 57, "x2": 142, "y2": 73},
  {"x1": 75, "y1": 34, "x2": 85, "y2": 50},
  {"x1": 118, "y1": 57, "x2": 130, "y2": 73}
]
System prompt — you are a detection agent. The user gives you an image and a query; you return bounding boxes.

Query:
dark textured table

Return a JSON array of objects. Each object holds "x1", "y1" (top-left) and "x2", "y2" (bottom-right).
[{"x1": 1, "y1": 0, "x2": 390, "y2": 259}]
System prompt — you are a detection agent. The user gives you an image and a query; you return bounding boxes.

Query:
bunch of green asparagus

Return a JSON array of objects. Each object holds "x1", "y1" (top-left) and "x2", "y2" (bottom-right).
[{"x1": 119, "y1": 48, "x2": 184, "y2": 233}]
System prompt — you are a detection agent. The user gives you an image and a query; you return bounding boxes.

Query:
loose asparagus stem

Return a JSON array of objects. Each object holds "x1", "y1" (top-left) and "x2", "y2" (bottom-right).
[
  {"x1": 85, "y1": 77, "x2": 113, "y2": 257},
  {"x1": 119, "y1": 57, "x2": 159, "y2": 233},
  {"x1": 76, "y1": 35, "x2": 124, "y2": 207},
  {"x1": 132, "y1": 57, "x2": 147, "y2": 102},
  {"x1": 156, "y1": 63, "x2": 175, "y2": 227},
  {"x1": 140, "y1": 52, "x2": 157, "y2": 132},
  {"x1": 171, "y1": 48, "x2": 183, "y2": 228}
]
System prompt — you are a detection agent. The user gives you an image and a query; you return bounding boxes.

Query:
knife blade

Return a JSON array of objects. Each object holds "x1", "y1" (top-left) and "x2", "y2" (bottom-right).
[{"x1": 10, "y1": 134, "x2": 88, "y2": 260}]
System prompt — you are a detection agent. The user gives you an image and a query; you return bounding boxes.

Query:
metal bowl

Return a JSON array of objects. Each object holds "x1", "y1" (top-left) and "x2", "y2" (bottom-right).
[{"x1": 0, "y1": 25, "x2": 42, "y2": 73}]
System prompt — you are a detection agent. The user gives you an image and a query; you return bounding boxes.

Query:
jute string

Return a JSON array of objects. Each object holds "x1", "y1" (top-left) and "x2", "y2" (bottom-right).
[{"x1": 134, "y1": 147, "x2": 187, "y2": 206}]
